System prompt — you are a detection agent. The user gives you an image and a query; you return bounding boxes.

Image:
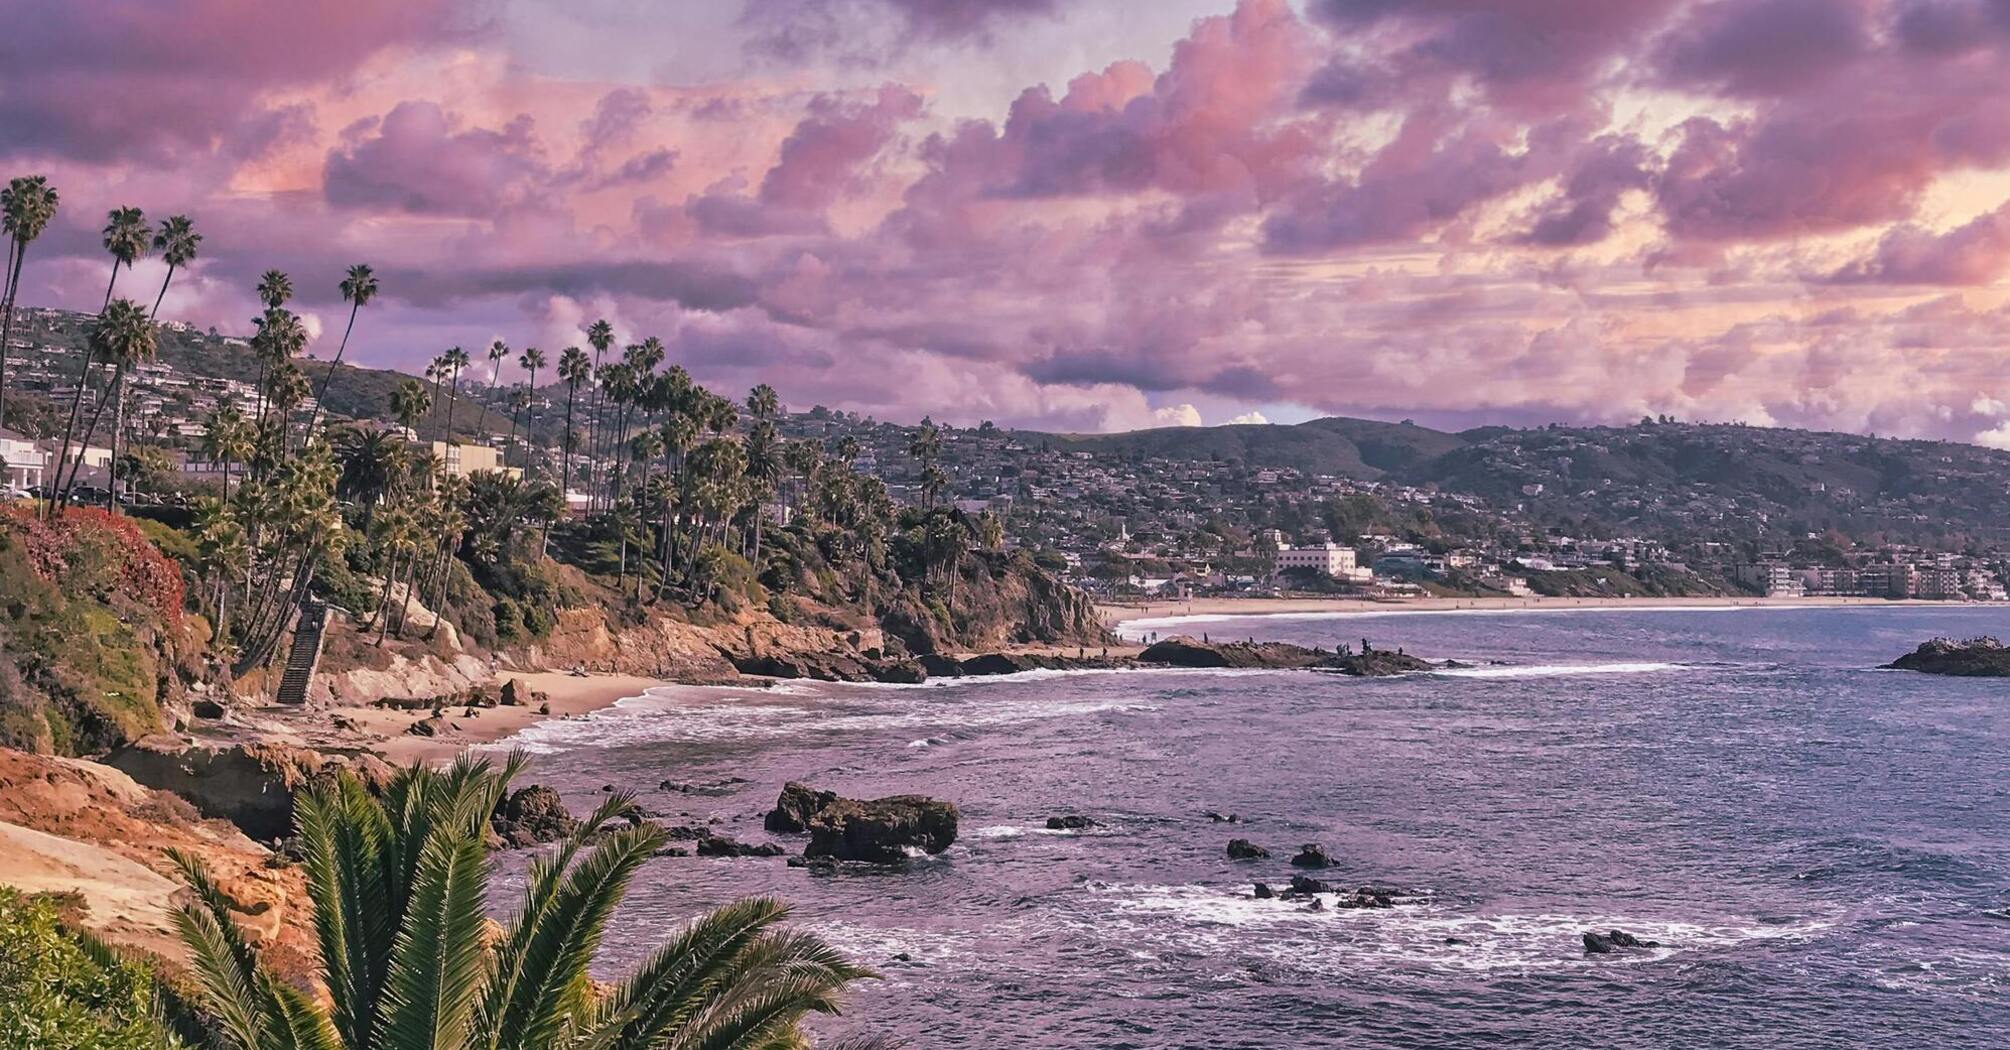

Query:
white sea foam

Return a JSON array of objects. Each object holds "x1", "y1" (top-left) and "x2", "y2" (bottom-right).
[
  {"x1": 1430, "y1": 661, "x2": 1683, "y2": 679},
  {"x1": 1080, "y1": 882, "x2": 1840, "y2": 979},
  {"x1": 1114, "y1": 601, "x2": 1924, "y2": 636}
]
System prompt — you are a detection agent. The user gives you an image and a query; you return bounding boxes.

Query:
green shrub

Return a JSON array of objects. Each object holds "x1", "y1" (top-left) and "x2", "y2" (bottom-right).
[{"x1": 0, "y1": 888, "x2": 179, "y2": 1050}]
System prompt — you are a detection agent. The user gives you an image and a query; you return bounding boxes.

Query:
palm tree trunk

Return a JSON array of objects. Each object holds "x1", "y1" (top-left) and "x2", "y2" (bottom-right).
[
  {"x1": 445, "y1": 371, "x2": 460, "y2": 442},
  {"x1": 306, "y1": 302, "x2": 360, "y2": 437},
  {"x1": 57, "y1": 364, "x2": 123, "y2": 513},
  {"x1": 0, "y1": 237, "x2": 25, "y2": 433},
  {"x1": 151, "y1": 262, "x2": 177, "y2": 319},
  {"x1": 106, "y1": 374, "x2": 125, "y2": 512},
  {"x1": 101, "y1": 260, "x2": 120, "y2": 311}
]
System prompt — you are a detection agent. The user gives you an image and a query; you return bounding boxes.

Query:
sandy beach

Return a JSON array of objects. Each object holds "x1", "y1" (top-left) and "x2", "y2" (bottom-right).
[
  {"x1": 333, "y1": 671, "x2": 669, "y2": 765},
  {"x1": 1098, "y1": 593, "x2": 1960, "y2": 628}
]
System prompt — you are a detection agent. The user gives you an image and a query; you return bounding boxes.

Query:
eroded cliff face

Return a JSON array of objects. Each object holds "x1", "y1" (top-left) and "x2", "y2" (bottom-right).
[{"x1": 878, "y1": 550, "x2": 1108, "y2": 655}]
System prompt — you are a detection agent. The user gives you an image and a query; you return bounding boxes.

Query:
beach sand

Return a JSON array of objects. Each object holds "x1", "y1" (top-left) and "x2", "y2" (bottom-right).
[
  {"x1": 344, "y1": 671, "x2": 667, "y2": 765},
  {"x1": 1099, "y1": 593, "x2": 1953, "y2": 628}
]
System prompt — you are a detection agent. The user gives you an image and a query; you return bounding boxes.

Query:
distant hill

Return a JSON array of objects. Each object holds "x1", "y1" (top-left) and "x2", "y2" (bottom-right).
[
  {"x1": 1019, "y1": 416, "x2": 1468, "y2": 479},
  {"x1": 1018, "y1": 414, "x2": 2010, "y2": 544}
]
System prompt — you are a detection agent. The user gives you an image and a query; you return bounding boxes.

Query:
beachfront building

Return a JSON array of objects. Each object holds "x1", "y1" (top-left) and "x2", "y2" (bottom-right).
[
  {"x1": 1275, "y1": 542, "x2": 1374, "y2": 583},
  {"x1": 431, "y1": 440, "x2": 521, "y2": 479},
  {"x1": 0, "y1": 428, "x2": 48, "y2": 491}
]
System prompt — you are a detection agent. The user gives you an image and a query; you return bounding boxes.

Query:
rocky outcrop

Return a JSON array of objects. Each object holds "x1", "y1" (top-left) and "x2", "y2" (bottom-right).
[
  {"x1": 723, "y1": 647, "x2": 925, "y2": 685},
  {"x1": 763, "y1": 783, "x2": 958, "y2": 863},
  {"x1": 1139, "y1": 637, "x2": 1332, "y2": 669},
  {"x1": 1885, "y1": 637, "x2": 2010, "y2": 676},
  {"x1": 490, "y1": 785, "x2": 577, "y2": 848},
  {"x1": 1290, "y1": 844, "x2": 1334, "y2": 868},
  {"x1": 694, "y1": 835, "x2": 786, "y2": 858},
  {"x1": 1137, "y1": 637, "x2": 1436, "y2": 675},
  {"x1": 805, "y1": 795, "x2": 960, "y2": 863},
  {"x1": 106, "y1": 736, "x2": 392, "y2": 841},
  {"x1": 1226, "y1": 838, "x2": 1270, "y2": 860},
  {"x1": 1045, "y1": 815, "x2": 1096, "y2": 830},
  {"x1": 1328, "y1": 649, "x2": 1435, "y2": 676},
  {"x1": 1583, "y1": 929, "x2": 1661, "y2": 954},
  {"x1": 764, "y1": 782, "x2": 839, "y2": 833},
  {"x1": 878, "y1": 550, "x2": 1108, "y2": 655}
]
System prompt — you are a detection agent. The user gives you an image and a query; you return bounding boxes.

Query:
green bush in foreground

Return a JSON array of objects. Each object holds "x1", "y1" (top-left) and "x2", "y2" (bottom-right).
[{"x1": 0, "y1": 887, "x2": 181, "y2": 1050}]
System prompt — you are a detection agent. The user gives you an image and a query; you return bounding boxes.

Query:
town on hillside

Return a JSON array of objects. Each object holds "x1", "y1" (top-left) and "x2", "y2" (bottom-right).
[{"x1": 6, "y1": 305, "x2": 2008, "y2": 605}]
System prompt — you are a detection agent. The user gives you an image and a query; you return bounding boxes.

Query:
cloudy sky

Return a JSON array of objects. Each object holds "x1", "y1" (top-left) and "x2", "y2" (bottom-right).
[{"x1": 7, "y1": 0, "x2": 2010, "y2": 440}]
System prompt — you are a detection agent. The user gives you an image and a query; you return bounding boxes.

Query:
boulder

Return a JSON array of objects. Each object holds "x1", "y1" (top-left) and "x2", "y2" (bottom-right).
[
  {"x1": 1582, "y1": 929, "x2": 1661, "y2": 954},
  {"x1": 1290, "y1": 844, "x2": 1334, "y2": 869},
  {"x1": 804, "y1": 795, "x2": 960, "y2": 864},
  {"x1": 695, "y1": 835, "x2": 786, "y2": 858},
  {"x1": 1253, "y1": 882, "x2": 1275, "y2": 899},
  {"x1": 491, "y1": 785, "x2": 578, "y2": 848},
  {"x1": 1045, "y1": 815, "x2": 1096, "y2": 830},
  {"x1": 1885, "y1": 636, "x2": 2010, "y2": 676},
  {"x1": 1286, "y1": 874, "x2": 1332, "y2": 895},
  {"x1": 765, "y1": 782, "x2": 839, "y2": 833},
  {"x1": 1225, "y1": 838, "x2": 1270, "y2": 860},
  {"x1": 191, "y1": 698, "x2": 228, "y2": 720}
]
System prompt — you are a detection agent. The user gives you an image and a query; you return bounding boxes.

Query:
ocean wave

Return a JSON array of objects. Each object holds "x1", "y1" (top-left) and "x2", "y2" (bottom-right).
[
  {"x1": 1429, "y1": 661, "x2": 1684, "y2": 679},
  {"x1": 1113, "y1": 602, "x2": 1926, "y2": 636},
  {"x1": 1080, "y1": 882, "x2": 1839, "y2": 979}
]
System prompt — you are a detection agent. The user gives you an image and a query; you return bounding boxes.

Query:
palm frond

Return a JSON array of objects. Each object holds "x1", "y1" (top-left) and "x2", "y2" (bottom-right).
[
  {"x1": 481, "y1": 821, "x2": 667, "y2": 1050},
  {"x1": 169, "y1": 901, "x2": 271, "y2": 1050},
  {"x1": 580, "y1": 897, "x2": 794, "y2": 1050},
  {"x1": 476, "y1": 790, "x2": 640, "y2": 1050},
  {"x1": 373, "y1": 826, "x2": 491, "y2": 1050},
  {"x1": 296, "y1": 774, "x2": 395, "y2": 1050},
  {"x1": 662, "y1": 974, "x2": 853, "y2": 1050}
]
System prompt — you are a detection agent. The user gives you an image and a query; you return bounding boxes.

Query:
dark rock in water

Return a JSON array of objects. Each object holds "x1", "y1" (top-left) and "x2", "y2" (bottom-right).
[
  {"x1": 765, "y1": 781, "x2": 839, "y2": 833},
  {"x1": 1253, "y1": 882, "x2": 1275, "y2": 899},
  {"x1": 1334, "y1": 889, "x2": 1395, "y2": 909},
  {"x1": 918, "y1": 654, "x2": 963, "y2": 678},
  {"x1": 1582, "y1": 929, "x2": 1661, "y2": 954},
  {"x1": 1885, "y1": 636, "x2": 2010, "y2": 677},
  {"x1": 727, "y1": 648, "x2": 926, "y2": 685},
  {"x1": 1327, "y1": 649, "x2": 1434, "y2": 676},
  {"x1": 1205, "y1": 811, "x2": 1241, "y2": 823},
  {"x1": 1045, "y1": 815, "x2": 1096, "y2": 830},
  {"x1": 961, "y1": 652, "x2": 1039, "y2": 676},
  {"x1": 1290, "y1": 844, "x2": 1334, "y2": 869},
  {"x1": 491, "y1": 785, "x2": 578, "y2": 848},
  {"x1": 1226, "y1": 838, "x2": 1270, "y2": 860},
  {"x1": 1139, "y1": 637, "x2": 1328, "y2": 670},
  {"x1": 695, "y1": 835, "x2": 785, "y2": 858},
  {"x1": 801, "y1": 793, "x2": 960, "y2": 863},
  {"x1": 1286, "y1": 874, "x2": 1332, "y2": 895},
  {"x1": 652, "y1": 847, "x2": 690, "y2": 858},
  {"x1": 1306, "y1": 898, "x2": 1326, "y2": 911}
]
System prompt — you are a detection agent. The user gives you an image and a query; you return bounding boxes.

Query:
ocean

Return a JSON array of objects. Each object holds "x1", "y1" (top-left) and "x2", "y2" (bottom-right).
[{"x1": 500, "y1": 606, "x2": 2010, "y2": 1048}]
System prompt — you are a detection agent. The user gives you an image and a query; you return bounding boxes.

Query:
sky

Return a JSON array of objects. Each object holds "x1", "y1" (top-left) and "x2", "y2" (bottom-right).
[{"x1": 6, "y1": 0, "x2": 2010, "y2": 442}]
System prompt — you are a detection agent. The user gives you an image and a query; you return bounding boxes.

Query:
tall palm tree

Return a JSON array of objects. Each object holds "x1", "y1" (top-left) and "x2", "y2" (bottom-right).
[
  {"x1": 334, "y1": 425, "x2": 407, "y2": 534},
  {"x1": 583, "y1": 319, "x2": 614, "y2": 509},
  {"x1": 0, "y1": 175, "x2": 59, "y2": 431},
  {"x1": 486, "y1": 338, "x2": 509, "y2": 396},
  {"x1": 512, "y1": 346, "x2": 545, "y2": 450},
  {"x1": 54, "y1": 299, "x2": 154, "y2": 513},
  {"x1": 149, "y1": 214, "x2": 201, "y2": 318},
  {"x1": 440, "y1": 345, "x2": 470, "y2": 443},
  {"x1": 170, "y1": 754, "x2": 874, "y2": 1050},
  {"x1": 99, "y1": 206, "x2": 150, "y2": 309},
  {"x1": 556, "y1": 346, "x2": 589, "y2": 505},
  {"x1": 308, "y1": 263, "x2": 378, "y2": 435}
]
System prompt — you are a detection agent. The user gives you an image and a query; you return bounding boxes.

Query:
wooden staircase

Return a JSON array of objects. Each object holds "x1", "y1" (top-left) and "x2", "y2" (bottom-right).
[{"x1": 275, "y1": 601, "x2": 329, "y2": 705}]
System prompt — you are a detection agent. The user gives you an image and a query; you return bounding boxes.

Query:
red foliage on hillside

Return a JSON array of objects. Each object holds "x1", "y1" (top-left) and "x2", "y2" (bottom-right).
[{"x1": 3, "y1": 506, "x2": 185, "y2": 628}]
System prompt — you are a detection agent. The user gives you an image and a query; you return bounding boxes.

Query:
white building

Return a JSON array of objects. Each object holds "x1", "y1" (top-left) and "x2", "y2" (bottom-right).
[
  {"x1": 1275, "y1": 542, "x2": 1373, "y2": 582},
  {"x1": 0, "y1": 428, "x2": 48, "y2": 491}
]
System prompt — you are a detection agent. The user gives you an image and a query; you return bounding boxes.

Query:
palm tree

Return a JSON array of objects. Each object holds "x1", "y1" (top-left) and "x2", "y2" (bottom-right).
[
  {"x1": 515, "y1": 346, "x2": 546, "y2": 449},
  {"x1": 169, "y1": 754, "x2": 873, "y2": 1050},
  {"x1": 583, "y1": 320, "x2": 614, "y2": 508},
  {"x1": 556, "y1": 347, "x2": 589, "y2": 505},
  {"x1": 308, "y1": 263, "x2": 378, "y2": 435},
  {"x1": 486, "y1": 338, "x2": 509, "y2": 396},
  {"x1": 200, "y1": 402, "x2": 252, "y2": 500},
  {"x1": 99, "y1": 206, "x2": 150, "y2": 309},
  {"x1": 256, "y1": 269, "x2": 292, "y2": 309},
  {"x1": 440, "y1": 345, "x2": 470, "y2": 442},
  {"x1": 334, "y1": 425, "x2": 407, "y2": 533},
  {"x1": 54, "y1": 299, "x2": 154, "y2": 513},
  {"x1": 390, "y1": 379, "x2": 432, "y2": 436},
  {"x1": 0, "y1": 175, "x2": 59, "y2": 431},
  {"x1": 149, "y1": 214, "x2": 201, "y2": 318}
]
